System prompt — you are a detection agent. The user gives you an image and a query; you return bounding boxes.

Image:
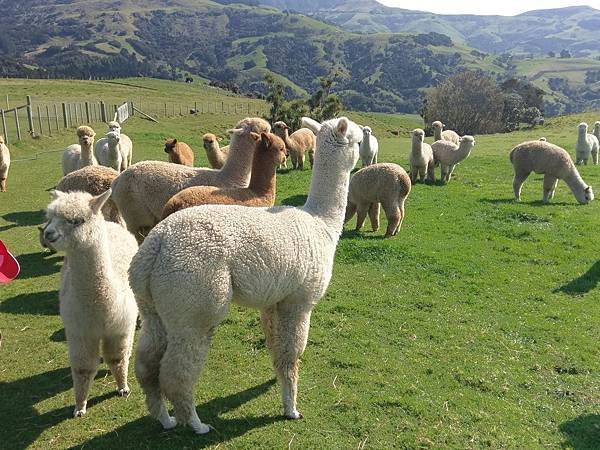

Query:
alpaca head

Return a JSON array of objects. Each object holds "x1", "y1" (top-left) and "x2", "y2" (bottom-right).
[
  {"x1": 577, "y1": 185, "x2": 595, "y2": 204},
  {"x1": 0, "y1": 135, "x2": 4, "y2": 145},
  {"x1": 539, "y1": 137, "x2": 547, "y2": 141},
  {"x1": 77, "y1": 126, "x2": 96, "y2": 147},
  {"x1": 432, "y1": 121, "x2": 444, "y2": 131},
  {"x1": 108, "y1": 121, "x2": 121, "y2": 133},
  {"x1": 258, "y1": 133, "x2": 287, "y2": 167},
  {"x1": 273, "y1": 121, "x2": 289, "y2": 138},
  {"x1": 234, "y1": 117, "x2": 271, "y2": 134},
  {"x1": 362, "y1": 126, "x2": 372, "y2": 138},
  {"x1": 107, "y1": 131, "x2": 120, "y2": 146},
  {"x1": 44, "y1": 189, "x2": 111, "y2": 252},
  {"x1": 202, "y1": 133, "x2": 220, "y2": 151},
  {"x1": 301, "y1": 116, "x2": 361, "y2": 172},
  {"x1": 578, "y1": 122, "x2": 588, "y2": 134},
  {"x1": 594, "y1": 121, "x2": 600, "y2": 132},
  {"x1": 412, "y1": 128, "x2": 425, "y2": 143},
  {"x1": 459, "y1": 135, "x2": 476, "y2": 149},
  {"x1": 164, "y1": 138, "x2": 177, "y2": 154}
]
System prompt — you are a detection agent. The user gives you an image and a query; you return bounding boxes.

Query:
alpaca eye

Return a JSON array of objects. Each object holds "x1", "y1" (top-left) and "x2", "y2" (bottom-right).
[{"x1": 67, "y1": 218, "x2": 84, "y2": 226}]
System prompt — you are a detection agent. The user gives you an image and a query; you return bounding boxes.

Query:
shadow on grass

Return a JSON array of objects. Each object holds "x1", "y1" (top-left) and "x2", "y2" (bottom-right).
[
  {"x1": 341, "y1": 229, "x2": 386, "y2": 241},
  {"x1": 554, "y1": 261, "x2": 600, "y2": 296},
  {"x1": 79, "y1": 378, "x2": 282, "y2": 448},
  {"x1": 479, "y1": 198, "x2": 572, "y2": 206},
  {"x1": 281, "y1": 195, "x2": 307, "y2": 207},
  {"x1": 559, "y1": 414, "x2": 600, "y2": 449},
  {"x1": 2, "y1": 210, "x2": 46, "y2": 227},
  {"x1": 0, "y1": 367, "x2": 111, "y2": 449},
  {"x1": 0, "y1": 290, "x2": 59, "y2": 315},
  {"x1": 17, "y1": 251, "x2": 62, "y2": 280}
]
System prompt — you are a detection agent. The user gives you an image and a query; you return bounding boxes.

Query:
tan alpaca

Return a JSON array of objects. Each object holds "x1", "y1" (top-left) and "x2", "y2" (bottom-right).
[
  {"x1": 62, "y1": 126, "x2": 97, "y2": 175},
  {"x1": 273, "y1": 121, "x2": 316, "y2": 169},
  {"x1": 202, "y1": 133, "x2": 229, "y2": 169},
  {"x1": 162, "y1": 133, "x2": 286, "y2": 219},
  {"x1": 164, "y1": 139, "x2": 194, "y2": 166}
]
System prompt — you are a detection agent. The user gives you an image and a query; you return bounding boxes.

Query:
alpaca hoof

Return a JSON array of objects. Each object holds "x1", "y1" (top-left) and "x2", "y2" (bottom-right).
[
  {"x1": 160, "y1": 416, "x2": 177, "y2": 430},
  {"x1": 117, "y1": 387, "x2": 130, "y2": 397},
  {"x1": 285, "y1": 410, "x2": 303, "y2": 420},
  {"x1": 73, "y1": 407, "x2": 86, "y2": 418},
  {"x1": 191, "y1": 421, "x2": 211, "y2": 434}
]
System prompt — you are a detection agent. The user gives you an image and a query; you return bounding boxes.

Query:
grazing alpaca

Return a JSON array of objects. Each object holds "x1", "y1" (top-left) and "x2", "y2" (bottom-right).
[
  {"x1": 129, "y1": 116, "x2": 362, "y2": 434},
  {"x1": 62, "y1": 126, "x2": 97, "y2": 176},
  {"x1": 273, "y1": 121, "x2": 316, "y2": 169},
  {"x1": 43, "y1": 189, "x2": 138, "y2": 417},
  {"x1": 111, "y1": 118, "x2": 270, "y2": 241},
  {"x1": 164, "y1": 139, "x2": 194, "y2": 167},
  {"x1": 0, "y1": 135, "x2": 10, "y2": 192},
  {"x1": 409, "y1": 128, "x2": 434, "y2": 183},
  {"x1": 162, "y1": 133, "x2": 286, "y2": 219},
  {"x1": 345, "y1": 163, "x2": 411, "y2": 238},
  {"x1": 202, "y1": 133, "x2": 229, "y2": 169}
]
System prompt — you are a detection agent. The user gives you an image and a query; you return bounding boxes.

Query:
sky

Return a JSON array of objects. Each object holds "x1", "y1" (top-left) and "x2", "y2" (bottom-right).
[{"x1": 377, "y1": 0, "x2": 600, "y2": 16}]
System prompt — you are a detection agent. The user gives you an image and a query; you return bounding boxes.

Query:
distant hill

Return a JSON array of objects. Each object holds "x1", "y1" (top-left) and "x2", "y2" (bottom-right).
[
  {"x1": 0, "y1": 0, "x2": 598, "y2": 115},
  {"x1": 260, "y1": 1, "x2": 600, "y2": 58}
]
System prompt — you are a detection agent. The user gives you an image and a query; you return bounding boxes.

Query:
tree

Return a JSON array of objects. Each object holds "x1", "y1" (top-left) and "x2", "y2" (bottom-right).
[
  {"x1": 264, "y1": 74, "x2": 285, "y2": 124},
  {"x1": 422, "y1": 71, "x2": 504, "y2": 135},
  {"x1": 560, "y1": 49, "x2": 572, "y2": 59}
]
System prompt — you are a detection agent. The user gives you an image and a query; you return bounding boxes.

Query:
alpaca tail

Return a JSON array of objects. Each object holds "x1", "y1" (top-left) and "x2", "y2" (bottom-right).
[{"x1": 128, "y1": 231, "x2": 162, "y2": 319}]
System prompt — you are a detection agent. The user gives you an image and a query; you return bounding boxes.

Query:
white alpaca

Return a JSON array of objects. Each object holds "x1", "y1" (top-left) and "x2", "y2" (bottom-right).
[
  {"x1": 359, "y1": 126, "x2": 378, "y2": 167},
  {"x1": 62, "y1": 126, "x2": 97, "y2": 176},
  {"x1": 409, "y1": 128, "x2": 434, "y2": 183},
  {"x1": 43, "y1": 189, "x2": 138, "y2": 417},
  {"x1": 593, "y1": 121, "x2": 600, "y2": 144},
  {"x1": 575, "y1": 122, "x2": 599, "y2": 165},
  {"x1": 107, "y1": 121, "x2": 133, "y2": 170},
  {"x1": 431, "y1": 135, "x2": 476, "y2": 183},
  {"x1": 95, "y1": 131, "x2": 123, "y2": 172},
  {"x1": 432, "y1": 121, "x2": 460, "y2": 145},
  {"x1": 0, "y1": 134, "x2": 10, "y2": 192},
  {"x1": 128, "y1": 116, "x2": 362, "y2": 434}
]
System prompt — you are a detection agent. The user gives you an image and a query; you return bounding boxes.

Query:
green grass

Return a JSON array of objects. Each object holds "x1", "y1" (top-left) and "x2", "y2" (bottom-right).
[{"x1": 1, "y1": 79, "x2": 600, "y2": 448}]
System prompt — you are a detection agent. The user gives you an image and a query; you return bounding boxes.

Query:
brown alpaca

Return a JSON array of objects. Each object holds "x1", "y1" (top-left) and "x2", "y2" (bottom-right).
[
  {"x1": 164, "y1": 139, "x2": 194, "y2": 166},
  {"x1": 161, "y1": 133, "x2": 286, "y2": 219},
  {"x1": 202, "y1": 133, "x2": 229, "y2": 169},
  {"x1": 273, "y1": 121, "x2": 316, "y2": 170}
]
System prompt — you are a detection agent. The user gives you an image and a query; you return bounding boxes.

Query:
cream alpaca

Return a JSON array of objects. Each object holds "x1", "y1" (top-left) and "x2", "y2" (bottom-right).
[
  {"x1": 0, "y1": 135, "x2": 10, "y2": 192},
  {"x1": 432, "y1": 121, "x2": 460, "y2": 145},
  {"x1": 345, "y1": 163, "x2": 411, "y2": 238},
  {"x1": 62, "y1": 126, "x2": 97, "y2": 176},
  {"x1": 111, "y1": 117, "x2": 270, "y2": 241},
  {"x1": 128, "y1": 116, "x2": 362, "y2": 434},
  {"x1": 432, "y1": 135, "x2": 476, "y2": 183},
  {"x1": 359, "y1": 126, "x2": 378, "y2": 167},
  {"x1": 95, "y1": 131, "x2": 123, "y2": 171},
  {"x1": 107, "y1": 121, "x2": 133, "y2": 170},
  {"x1": 409, "y1": 128, "x2": 434, "y2": 183},
  {"x1": 510, "y1": 140, "x2": 594, "y2": 204},
  {"x1": 44, "y1": 190, "x2": 138, "y2": 417},
  {"x1": 202, "y1": 133, "x2": 229, "y2": 169},
  {"x1": 273, "y1": 121, "x2": 316, "y2": 169},
  {"x1": 575, "y1": 122, "x2": 599, "y2": 165},
  {"x1": 593, "y1": 121, "x2": 600, "y2": 144}
]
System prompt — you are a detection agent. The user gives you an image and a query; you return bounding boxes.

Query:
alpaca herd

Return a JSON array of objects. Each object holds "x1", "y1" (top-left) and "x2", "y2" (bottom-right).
[{"x1": 2, "y1": 111, "x2": 597, "y2": 435}]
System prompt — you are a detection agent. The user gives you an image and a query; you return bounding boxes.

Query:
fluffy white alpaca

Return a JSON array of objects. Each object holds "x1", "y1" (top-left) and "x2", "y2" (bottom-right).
[
  {"x1": 409, "y1": 128, "x2": 434, "y2": 183},
  {"x1": 128, "y1": 116, "x2": 362, "y2": 434},
  {"x1": 0, "y1": 134, "x2": 10, "y2": 192},
  {"x1": 432, "y1": 121, "x2": 460, "y2": 145},
  {"x1": 575, "y1": 122, "x2": 599, "y2": 165},
  {"x1": 44, "y1": 189, "x2": 138, "y2": 417},
  {"x1": 95, "y1": 131, "x2": 123, "y2": 172},
  {"x1": 62, "y1": 126, "x2": 97, "y2": 176},
  {"x1": 432, "y1": 136, "x2": 476, "y2": 183},
  {"x1": 359, "y1": 126, "x2": 378, "y2": 167},
  {"x1": 107, "y1": 121, "x2": 133, "y2": 170}
]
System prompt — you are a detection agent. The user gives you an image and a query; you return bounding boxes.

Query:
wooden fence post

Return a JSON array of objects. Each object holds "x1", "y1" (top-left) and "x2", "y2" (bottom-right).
[
  {"x1": 37, "y1": 106, "x2": 43, "y2": 136},
  {"x1": 85, "y1": 102, "x2": 90, "y2": 123},
  {"x1": 164, "y1": 103, "x2": 167, "y2": 117},
  {"x1": 1, "y1": 109, "x2": 7, "y2": 145},
  {"x1": 26, "y1": 95, "x2": 34, "y2": 136},
  {"x1": 62, "y1": 103, "x2": 68, "y2": 128},
  {"x1": 100, "y1": 101, "x2": 107, "y2": 122},
  {"x1": 54, "y1": 104, "x2": 59, "y2": 130},
  {"x1": 74, "y1": 103, "x2": 80, "y2": 125},
  {"x1": 46, "y1": 105, "x2": 52, "y2": 136},
  {"x1": 14, "y1": 108, "x2": 21, "y2": 141}
]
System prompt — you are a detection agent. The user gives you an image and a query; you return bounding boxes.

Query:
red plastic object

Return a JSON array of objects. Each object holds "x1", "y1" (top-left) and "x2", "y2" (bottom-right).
[{"x1": 0, "y1": 240, "x2": 20, "y2": 283}]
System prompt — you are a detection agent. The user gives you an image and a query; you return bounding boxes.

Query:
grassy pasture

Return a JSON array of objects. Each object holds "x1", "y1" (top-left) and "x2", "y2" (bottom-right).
[{"x1": 1, "y1": 79, "x2": 599, "y2": 449}]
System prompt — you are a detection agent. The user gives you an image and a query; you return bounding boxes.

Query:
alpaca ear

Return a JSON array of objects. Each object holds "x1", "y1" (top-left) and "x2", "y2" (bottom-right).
[
  {"x1": 172, "y1": 139, "x2": 177, "y2": 145},
  {"x1": 49, "y1": 190, "x2": 63, "y2": 201},
  {"x1": 336, "y1": 117, "x2": 349, "y2": 137},
  {"x1": 89, "y1": 189, "x2": 111, "y2": 215},
  {"x1": 250, "y1": 132, "x2": 261, "y2": 142},
  {"x1": 301, "y1": 117, "x2": 322, "y2": 134},
  {"x1": 260, "y1": 132, "x2": 270, "y2": 146}
]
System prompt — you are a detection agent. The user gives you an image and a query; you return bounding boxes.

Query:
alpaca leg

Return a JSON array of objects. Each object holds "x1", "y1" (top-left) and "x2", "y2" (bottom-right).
[
  {"x1": 440, "y1": 165, "x2": 448, "y2": 183},
  {"x1": 543, "y1": 174, "x2": 558, "y2": 203},
  {"x1": 344, "y1": 201, "x2": 357, "y2": 224},
  {"x1": 550, "y1": 179, "x2": 559, "y2": 199},
  {"x1": 593, "y1": 151, "x2": 599, "y2": 165},
  {"x1": 261, "y1": 306, "x2": 276, "y2": 351},
  {"x1": 270, "y1": 300, "x2": 313, "y2": 419},
  {"x1": 160, "y1": 330, "x2": 215, "y2": 434},
  {"x1": 513, "y1": 171, "x2": 529, "y2": 201},
  {"x1": 102, "y1": 332, "x2": 134, "y2": 396},
  {"x1": 299, "y1": 152, "x2": 305, "y2": 170},
  {"x1": 447, "y1": 164, "x2": 456, "y2": 181},
  {"x1": 426, "y1": 162, "x2": 435, "y2": 183},
  {"x1": 418, "y1": 166, "x2": 426, "y2": 182},
  {"x1": 409, "y1": 165, "x2": 417, "y2": 184},
  {"x1": 355, "y1": 203, "x2": 369, "y2": 231},
  {"x1": 0, "y1": 178, "x2": 6, "y2": 192},
  {"x1": 382, "y1": 200, "x2": 401, "y2": 238},
  {"x1": 309, "y1": 151, "x2": 314, "y2": 169},
  {"x1": 68, "y1": 334, "x2": 100, "y2": 417},
  {"x1": 135, "y1": 313, "x2": 175, "y2": 429},
  {"x1": 368, "y1": 202, "x2": 380, "y2": 232}
]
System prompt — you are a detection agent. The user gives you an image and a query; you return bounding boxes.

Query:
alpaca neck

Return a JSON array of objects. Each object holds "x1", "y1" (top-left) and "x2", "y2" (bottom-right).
[
  {"x1": 577, "y1": 129, "x2": 587, "y2": 142},
  {"x1": 219, "y1": 134, "x2": 254, "y2": 186},
  {"x1": 66, "y1": 224, "x2": 115, "y2": 301},
  {"x1": 411, "y1": 138, "x2": 423, "y2": 155},
  {"x1": 207, "y1": 146, "x2": 224, "y2": 167},
  {"x1": 80, "y1": 141, "x2": 95, "y2": 166},
  {"x1": 433, "y1": 128, "x2": 442, "y2": 141},
  {"x1": 282, "y1": 129, "x2": 294, "y2": 149},
  {"x1": 248, "y1": 152, "x2": 277, "y2": 197},
  {"x1": 303, "y1": 143, "x2": 351, "y2": 233},
  {"x1": 108, "y1": 142, "x2": 120, "y2": 160},
  {"x1": 452, "y1": 143, "x2": 472, "y2": 164}
]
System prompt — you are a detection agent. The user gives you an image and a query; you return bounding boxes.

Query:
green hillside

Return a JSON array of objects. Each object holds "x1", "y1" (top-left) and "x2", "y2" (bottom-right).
[{"x1": 1, "y1": 78, "x2": 600, "y2": 448}]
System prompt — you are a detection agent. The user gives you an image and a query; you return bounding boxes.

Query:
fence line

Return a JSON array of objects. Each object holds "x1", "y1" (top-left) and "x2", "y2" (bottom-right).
[{"x1": 1, "y1": 96, "x2": 269, "y2": 145}]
